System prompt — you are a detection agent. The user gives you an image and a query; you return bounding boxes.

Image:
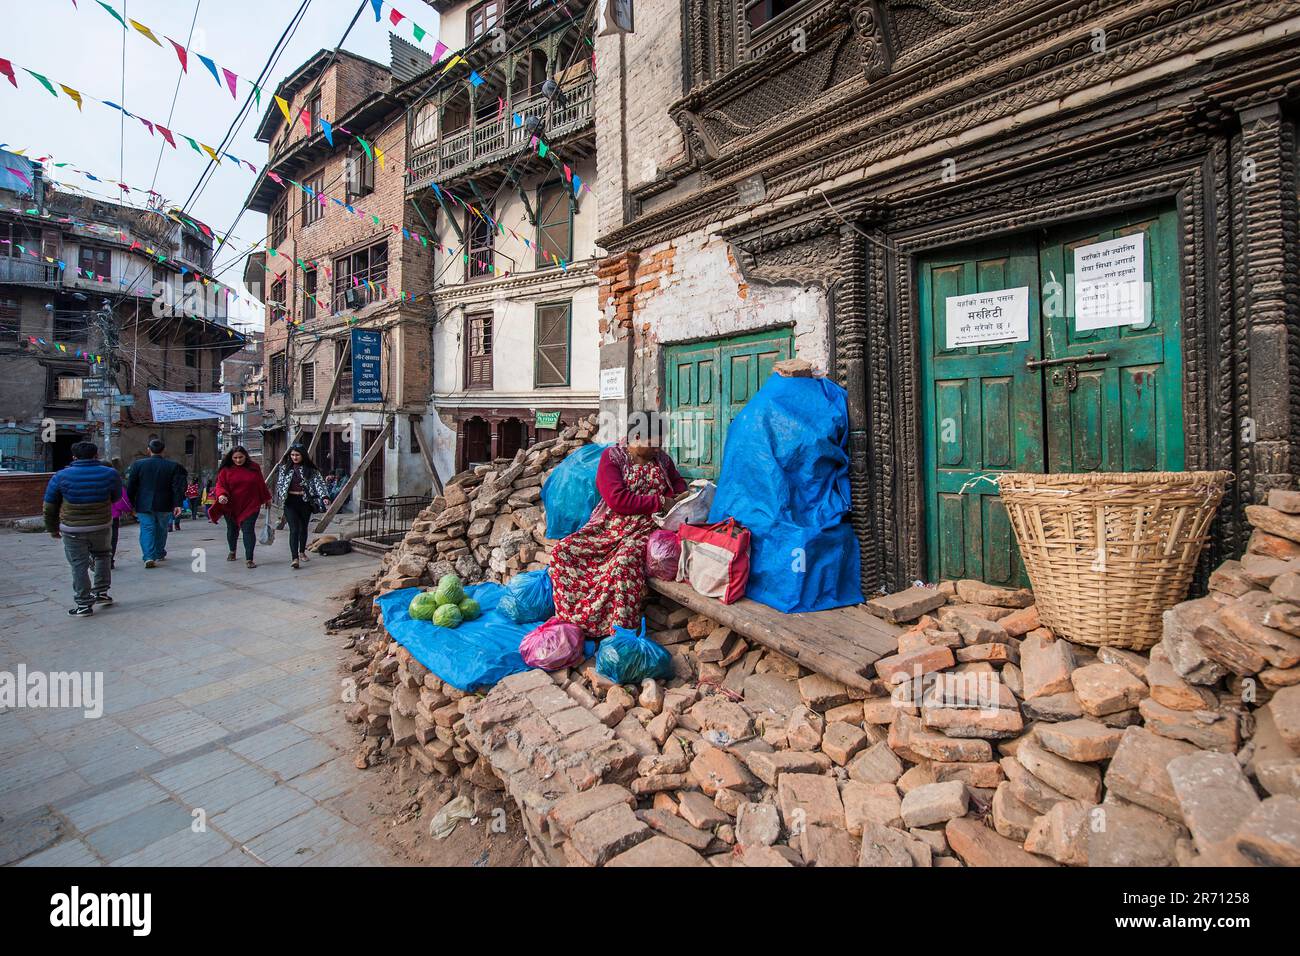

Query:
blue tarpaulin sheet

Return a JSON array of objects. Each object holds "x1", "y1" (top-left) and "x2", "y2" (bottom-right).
[
  {"x1": 375, "y1": 583, "x2": 593, "y2": 692},
  {"x1": 707, "y1": 374, "x2": 864, "y2": 613}
]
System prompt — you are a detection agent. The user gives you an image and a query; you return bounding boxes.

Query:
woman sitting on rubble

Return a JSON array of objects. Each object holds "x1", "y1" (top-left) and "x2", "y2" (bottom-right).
[{"x1": 549, "y1": 410, "x2": 689, "y2": 638}]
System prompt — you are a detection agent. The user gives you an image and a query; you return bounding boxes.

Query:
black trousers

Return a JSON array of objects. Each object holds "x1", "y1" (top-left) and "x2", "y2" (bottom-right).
[
  {"x1": 284, "y1": 495, "x2": 312, "y2": 559},
  {"x1": 225, "y1": 513, "x2": 258, "y2": 560}
]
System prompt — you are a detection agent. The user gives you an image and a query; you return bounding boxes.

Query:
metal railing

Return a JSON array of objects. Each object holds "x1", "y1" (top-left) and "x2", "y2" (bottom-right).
[
  {"x1": 355, "y1": 495, "x2": 427, "y2": 548},
  {"x1": 407, "y1": 75, "x2": 594, "y2": 186}
]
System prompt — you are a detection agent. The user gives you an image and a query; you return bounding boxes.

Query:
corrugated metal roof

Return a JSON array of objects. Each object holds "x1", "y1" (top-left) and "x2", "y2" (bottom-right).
[{"x1": 390, "y1": 34, "x2": 431, "y2": 84}]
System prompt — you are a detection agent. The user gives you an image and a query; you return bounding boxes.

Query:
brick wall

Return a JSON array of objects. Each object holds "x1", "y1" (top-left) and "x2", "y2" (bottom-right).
[
  {"x1": 593, "y1": 0, "x2": 686, "y2": 239},
  {"x1": 0, "y1": 472, "x2": 53, "y2": 519}
]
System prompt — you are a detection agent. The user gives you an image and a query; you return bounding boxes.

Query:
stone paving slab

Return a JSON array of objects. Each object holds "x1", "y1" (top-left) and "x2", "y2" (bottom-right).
[{"x1": 0, "y1": 522, "x2": 403, "y2": 866}]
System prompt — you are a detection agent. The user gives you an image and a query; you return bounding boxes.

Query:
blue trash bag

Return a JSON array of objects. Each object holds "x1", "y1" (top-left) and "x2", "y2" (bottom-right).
[
  {"x1": 541, "y1": 442, "x2": 608, "y2": 539},
  {"x1": 595, "y1": 618, "x2": 674, "y2": 684},
  {"x1": 497, "y1": 568, "x2": 555, "y2": 624},
  {"x1": 707, "y1": 375, "x2": 864, "y2": 613}
]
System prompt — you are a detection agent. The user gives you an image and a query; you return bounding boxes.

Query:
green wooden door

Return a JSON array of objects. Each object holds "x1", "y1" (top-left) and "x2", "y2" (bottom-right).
[
  {"x1": 1039, "y1": 208, "x2": 1185, "y2": 474},
  {"x1": 919, "y1": 205, "x2": 1184, "y2": 586},
  {"x1": 665, "y1": 329, "x2": 793, "y2": 479},
  {"x1": 919, "y1": 240, "x2": 1042, "y2": 587}
]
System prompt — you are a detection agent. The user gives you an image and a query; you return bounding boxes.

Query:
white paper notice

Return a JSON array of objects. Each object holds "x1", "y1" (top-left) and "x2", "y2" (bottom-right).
[
  {"x1": 945, "y1": 287, "x2": 1030, "y2": 349},
  {"x1": 1074, "y1": 233, "x2": 1146, "y2": 331},
  {"x1": 599, "y1": 366, "x2": 626, "y2": 400}
]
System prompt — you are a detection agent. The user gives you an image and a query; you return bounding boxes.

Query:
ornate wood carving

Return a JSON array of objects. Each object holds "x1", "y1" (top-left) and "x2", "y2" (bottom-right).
[{"x1": 850, "y1": 0, "x2": 893, "y2": 81}]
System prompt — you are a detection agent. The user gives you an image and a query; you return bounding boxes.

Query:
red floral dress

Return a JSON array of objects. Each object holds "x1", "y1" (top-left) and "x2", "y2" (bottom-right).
[{"x1": 550, "y1": 460, "x2": 670, "y2": 638}]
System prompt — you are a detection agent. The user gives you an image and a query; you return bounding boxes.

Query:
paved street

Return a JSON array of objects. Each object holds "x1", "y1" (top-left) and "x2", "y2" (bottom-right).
[{"x1": 0, "y1": 519, "x2": 399, "y2": 867}]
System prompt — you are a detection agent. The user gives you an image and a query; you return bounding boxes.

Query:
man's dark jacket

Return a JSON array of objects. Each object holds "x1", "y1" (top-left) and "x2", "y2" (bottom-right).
[
  {"x1": 43, "y1": 459, "x2": 122, "y2": 534},
  {"x1": 126, "y1": 455, "x2": 187, "y2": 513}
]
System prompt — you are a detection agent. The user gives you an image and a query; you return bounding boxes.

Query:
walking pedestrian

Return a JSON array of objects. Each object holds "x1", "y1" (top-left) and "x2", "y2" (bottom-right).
[
  {"x1": 42, "y1": 441, "x2": 121, "y2": 616},
  {"x1": 201, "y1": 480, "x2": 215, "y2": 519},
  {"x1": 184, "y1": 478, "x2": 201, "y2": 527},
  {"x1": 110, "y1": 487, "x2": 133, "y2": 570},
  {"x1": 125, "y1": 438, "x2": 187, "y2": 569},
  {"x1": 209, "y1": 446, "x2": 271, "y2": 568},
  {"x1": 271, "y1": 444, "x2": 330, "y2": 570}
]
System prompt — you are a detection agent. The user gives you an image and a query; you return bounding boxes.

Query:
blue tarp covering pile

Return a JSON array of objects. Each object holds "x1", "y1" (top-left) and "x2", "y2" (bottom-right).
[
  {"x1": 708, "y1": 374, "x2": 864, "y2": 613},
  {"x1": 376, "y1": 583, "x2": 534, "y2": 692},
  {"x1": 376, "y1": 580, "x2": 592, "y2": 692}
]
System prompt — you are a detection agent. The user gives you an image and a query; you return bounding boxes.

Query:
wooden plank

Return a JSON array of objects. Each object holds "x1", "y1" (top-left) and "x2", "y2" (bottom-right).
[
  {"x1": 409, "y1": 413, "x2": 444, "y2": 496},
  {"x1": 312, "y1": 416, "x2": 392, "y2": 534},
  {"x1": 647, "y1": 579, "x2": 900, "y2": 691}
]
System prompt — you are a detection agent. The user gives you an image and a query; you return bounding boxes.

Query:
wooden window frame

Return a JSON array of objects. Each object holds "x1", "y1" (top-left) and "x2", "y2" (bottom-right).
[
  {"x1": 301, "y1": 170, "x2": 326, "y2": 228},
  {"x1": 466, "y1": 0, "x2": 503, "y2": 44},
  {"x1": 536, "y1": 181, "x2": 573, "y2": 267},
  {"x1": 78, "y1": 245, "x2": 112, "y2": 281},
  {"x1": 270, "y1": 351, "x2": 287, "y2": 395},
  {"x1": 300, "y1": 361, "x2": 315, "y2": 402},
  {"x1": 464, "y1": 312, "x2": 493, "y2": 390},
  {"x1": 333, "y1": 240, "x2": 389, "y2": 308},
  {"x1": 270, "y1": 197, "x2": 288, "y2": 247},
  {"x1": 303, "y1": 267, "x2": 318, "y2": 322},
  {"x1": 534, "y1": 301, "x2": 571, "y2": 388},
  {"x1": 270, "y1": 274, "x2": 288, "y2": 325},
  {"x1": 466, "y1": 209, "x2": 494, "y2": 279},
  {"x1": 346, "y1": 147, "x2": 375, "y2": 201}
]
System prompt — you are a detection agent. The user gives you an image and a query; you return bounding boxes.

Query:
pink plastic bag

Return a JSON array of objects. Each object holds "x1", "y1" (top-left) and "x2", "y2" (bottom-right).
[
  {"x1": 519, "y1": 617, "x2": 586, "y2": 671},
  {"x1": 645, "y1": 529, "x2": 681, "y2": 581}
]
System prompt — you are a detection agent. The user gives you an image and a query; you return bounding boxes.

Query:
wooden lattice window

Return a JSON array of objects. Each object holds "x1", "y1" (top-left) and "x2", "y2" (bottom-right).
[{"x1": 465, "y1": 312, "x2": 493, "y2": 390}]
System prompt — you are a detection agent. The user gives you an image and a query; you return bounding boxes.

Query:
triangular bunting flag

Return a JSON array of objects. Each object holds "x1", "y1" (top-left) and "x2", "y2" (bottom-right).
[
  {"x1": 196, "y1": 53, "x2": 221, "y2": 86},
  {"x1": 275, "y1": 95, "x2": 292, "y2": 124},
  {"x1": 357, "y1": 138, "x2": 373, "y2": 159},
  {"x1": 201, "y1": 144, "x2": 221, "y2": 164},
  {"x1": 0, "y1": 58, "x2": 16, "y2": 88},
  {"x1": 412, "y1": 23, "x2": 426, "y2": 43},
  {"x1": 156, "y1": 125, "x2": 176, "y2": 148},
  {"x1": 128, "y1": 18, "x2": 163, "y2": 46},
  {"x1": 298, "y1": 108, "x2": 311, "y2": 133},
  {"x1": 374, "y1": 145, "x2": 385, "y2": 169},
  {"x1": 369, "y1": 0, "x2": 383, "y2": 21},
  {"x1": 432, "y1": 41, "x2": 448, "y2": 61},
  {"x1": 59, "y1": 85, "x2": 83, "y2": 110},
  {"x1": 389, "y1": 8, "x2": 405, "y2": 26},
  {"x1": 319, "y1": 118, "x2": 333, "y2": 145},
  {"x1": 24, "y1": 70, "x2": 58, "y2": 98},
  {"x1": 96, "y1": 1, "x2": 127, "y2": 28},
  {"x1": 221, "y1": 68, "x2": 239, "y2": 98},
  {"x1": 167, "y1": 37, "x2": 189, "y2": 72}
]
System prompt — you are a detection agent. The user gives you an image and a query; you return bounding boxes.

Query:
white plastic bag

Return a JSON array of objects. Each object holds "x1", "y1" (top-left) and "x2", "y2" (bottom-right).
[
  {"x1": 258, "y1": 509, "x2": 276, "y2": 546},
  {"x1": 656, "y1": 479, "x2": 716, "y2": 532}
]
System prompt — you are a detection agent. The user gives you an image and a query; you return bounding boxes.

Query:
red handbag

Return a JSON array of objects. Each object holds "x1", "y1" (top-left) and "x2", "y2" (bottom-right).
[{"x1": 677, "y1": 518, "x2": 751, "y2": 604}]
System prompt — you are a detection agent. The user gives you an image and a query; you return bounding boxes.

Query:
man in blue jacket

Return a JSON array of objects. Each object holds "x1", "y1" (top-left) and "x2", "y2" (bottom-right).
[
  {"x1": 125, "y1": 438, "x2": 187, "y2": 568},
  {"x1": 44, "y1": 441, "x2": 122, "y2": 616}
]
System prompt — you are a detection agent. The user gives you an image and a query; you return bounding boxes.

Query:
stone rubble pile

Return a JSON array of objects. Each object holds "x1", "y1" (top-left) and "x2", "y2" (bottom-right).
[
  {"x1": 342, "y1": 488, "x2": 1300, "y2": 866},
  {"x1": 366, "y1": 414, "x2": 601, "y2": 597}
]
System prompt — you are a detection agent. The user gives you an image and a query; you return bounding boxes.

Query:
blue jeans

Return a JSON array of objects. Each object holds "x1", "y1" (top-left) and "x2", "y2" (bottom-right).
[{"x1": 139, "y1": 511, "x2": 172, "y2": 562}]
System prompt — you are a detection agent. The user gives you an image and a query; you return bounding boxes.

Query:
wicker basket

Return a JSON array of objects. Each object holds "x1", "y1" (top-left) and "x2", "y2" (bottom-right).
[{"x1": 998, "y1": 471, "x2": 1231, "y2": 651}]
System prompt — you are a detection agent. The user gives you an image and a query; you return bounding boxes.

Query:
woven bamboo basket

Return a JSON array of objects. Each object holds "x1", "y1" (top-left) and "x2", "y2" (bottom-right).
[{"x1": 997, "y1": 471, "x2": 1231, "y2": 651}]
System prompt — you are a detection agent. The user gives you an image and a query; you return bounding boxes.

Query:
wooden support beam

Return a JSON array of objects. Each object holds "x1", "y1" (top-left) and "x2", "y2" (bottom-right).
[
  {"x1": 409, "y1": 413, "x2": 444, "y2": 496},
  {"x1": 269, "y1": 347, "x2": 350, "y2": 529},
  {"x1": 313, "y1": 415, "x2": 393, "y2": 534}
]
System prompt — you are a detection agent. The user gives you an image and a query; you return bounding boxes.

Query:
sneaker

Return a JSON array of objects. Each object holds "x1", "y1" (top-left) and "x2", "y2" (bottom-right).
[
  {"x1": 92, "y1": 592, "x2": 113, "y2": 606},
  {"x1": 68, "y1": 605, "x2": 93, "y2": 617},
  {"x1": 144, "y1": 560, "x2": 157, "y2": 569}
]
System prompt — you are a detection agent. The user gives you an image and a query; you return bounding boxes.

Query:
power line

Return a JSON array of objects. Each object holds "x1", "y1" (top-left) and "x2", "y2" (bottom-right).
[{"x1": 149, "y1": 0, "x2": 204, "y2": 197}]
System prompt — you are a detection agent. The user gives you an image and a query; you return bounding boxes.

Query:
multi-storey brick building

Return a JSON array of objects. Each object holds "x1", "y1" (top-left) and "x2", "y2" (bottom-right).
[
  {"x1": 594, "y1": 0, "x2": 1300, "y2": 594},
  {"x1": 408, "y1": 0, "x2": 600, "y2": 475},
  {"x1": 245, "y1": 48, "x2": 438, "y2": 502},
  {"x1": 1, "y1": 151, "x2": 241, "y2": 484}
]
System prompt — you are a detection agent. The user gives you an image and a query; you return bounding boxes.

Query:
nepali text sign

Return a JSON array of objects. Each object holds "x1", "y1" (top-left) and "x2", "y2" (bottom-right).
[
  {"x1": 1074, "y1": 233, "x2": 1147, "y2": 331},
  {"x1": 148, "y1": 390, "x2": 232, "y2": 422},
  {"x1": 535, "y1": 411, "x2": 561, "y2": 429},
  {"x1": 351, "y1": 329, "x2": 383, "y2": 403},
  {"x1": 945, "y1": 286, "x2": 1030, "y2": 349}
]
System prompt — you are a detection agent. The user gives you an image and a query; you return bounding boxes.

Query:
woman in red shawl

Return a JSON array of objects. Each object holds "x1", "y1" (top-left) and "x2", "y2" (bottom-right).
[
  {"x1": 550, "y1": 411, "x2": 688, "y2": 638},
  {"x1": 208, "y1": 446, "x2": 271, "y2": 568}
]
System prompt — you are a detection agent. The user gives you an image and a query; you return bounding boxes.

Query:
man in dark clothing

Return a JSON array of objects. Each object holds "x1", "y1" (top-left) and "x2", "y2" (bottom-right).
[
  {"x1": 125, "y1": 438, "x2": 187, "y2": 568},
  {"x1": 44, "y1": 441, "x2": 122, "y2": 616}
]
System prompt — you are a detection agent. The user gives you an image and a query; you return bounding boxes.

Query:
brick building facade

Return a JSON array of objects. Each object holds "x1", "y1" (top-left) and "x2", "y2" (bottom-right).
[{"x1": 594, "y1": 0, "x2": 1300, "y2": 593}]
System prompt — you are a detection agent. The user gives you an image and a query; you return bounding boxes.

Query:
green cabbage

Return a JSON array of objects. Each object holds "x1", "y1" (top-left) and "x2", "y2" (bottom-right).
[
  {"x1": 432, "y1": 603, "x2": 464, "y2": 628},
  {"x1": 409, "y1": 591, "x2": 439, "y2": 621},
  {"x1": 458, "y1": 598, "x2": 481, "y2": 621}
]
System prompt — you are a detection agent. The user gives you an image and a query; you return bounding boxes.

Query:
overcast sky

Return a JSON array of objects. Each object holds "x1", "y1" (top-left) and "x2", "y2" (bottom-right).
[{"x1": 1, "y1": 0, "x2": 428, "y2": 331}]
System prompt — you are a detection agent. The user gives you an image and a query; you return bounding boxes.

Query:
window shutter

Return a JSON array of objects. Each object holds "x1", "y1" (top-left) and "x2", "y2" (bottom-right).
[{"x1": 535, "y1": 304, "x2": 570, "y2": 386}]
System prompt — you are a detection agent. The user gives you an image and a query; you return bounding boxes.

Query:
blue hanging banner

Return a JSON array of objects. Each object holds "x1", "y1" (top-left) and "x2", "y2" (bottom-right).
[{"x1": 351, "y1": 328, "x2": 382, "y2": 403}]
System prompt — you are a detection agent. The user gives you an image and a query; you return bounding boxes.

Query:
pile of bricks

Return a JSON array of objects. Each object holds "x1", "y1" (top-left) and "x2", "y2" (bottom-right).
[
  {"x1": 338, "y1": 488, "x2": 1300, "y2": 866},
  {"x1": 367, "y1": 414, "x2": 601, "y2": 596}
]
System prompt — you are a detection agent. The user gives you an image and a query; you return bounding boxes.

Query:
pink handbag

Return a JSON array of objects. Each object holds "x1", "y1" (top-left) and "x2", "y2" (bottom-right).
[{"x1": 677, "y1": 518, "x2": 751, "y2": 605}]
